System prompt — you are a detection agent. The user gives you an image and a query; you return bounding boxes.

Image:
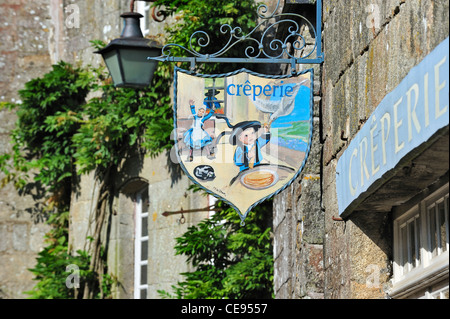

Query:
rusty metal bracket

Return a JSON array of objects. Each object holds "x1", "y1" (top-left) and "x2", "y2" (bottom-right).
[{"x1": 162, "y1": 205, "x2": 221, "y2": 218}]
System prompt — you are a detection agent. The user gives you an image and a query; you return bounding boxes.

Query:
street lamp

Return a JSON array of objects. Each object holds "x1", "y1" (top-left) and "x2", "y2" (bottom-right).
[{"x1": 95, "y1": 1, "x2": 162, "y2": 89}]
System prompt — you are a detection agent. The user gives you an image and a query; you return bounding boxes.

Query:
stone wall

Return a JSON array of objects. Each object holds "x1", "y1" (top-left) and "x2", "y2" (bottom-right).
[
  {"x1": 0, "y1": 0, "x2": 127, "y2": 299},
  {"x1": 273, "y1": 1, "x2": 324, "y2": 299},
  {"x1": 273, "y1": 0, "x2": 449, "y2": 299}
]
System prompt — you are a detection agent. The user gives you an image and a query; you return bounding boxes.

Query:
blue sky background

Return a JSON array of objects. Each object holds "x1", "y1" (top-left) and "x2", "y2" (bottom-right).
[{"x1": 270, "y1": 85, "x2": 311, "y2": 128}]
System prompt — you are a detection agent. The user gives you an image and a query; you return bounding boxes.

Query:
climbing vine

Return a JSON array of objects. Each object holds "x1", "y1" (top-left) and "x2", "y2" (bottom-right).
[
  {"x1": 0, "y1": 60, "x2": 174, "y2": 298},
  {"x1": 0, "y1": 62, "x2": 98, "y2": 298},
  {"x1": 159, "y1": 195, "x2": 274, "y2": 299}
]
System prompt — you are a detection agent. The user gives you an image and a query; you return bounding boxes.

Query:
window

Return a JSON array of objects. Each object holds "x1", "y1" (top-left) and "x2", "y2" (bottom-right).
[
  {"x1": 392, "y1": 182, "x2": 449, "y2": 299},
  {"x1": 136, "y1": 1, "x2": 151, "y2": 36},
  {"x1": 204, "y1": 78, "x2": 227, "y2": 115},
  {"x1": 398, "y1": 213, "x2": 421, "y2": 274},
  {"x1": 427, "y1": 195, "x2": 449, "y2": 258},
  {"x1": 134, "y1": 188, "x2": 149, "y2": 299}
]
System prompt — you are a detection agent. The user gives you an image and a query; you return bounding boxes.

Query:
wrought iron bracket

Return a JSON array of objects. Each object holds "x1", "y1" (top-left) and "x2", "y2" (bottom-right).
[
  {"x1": 147, "y1": 0, "x2": 324, "y2": 71},
  {"x1": 162, "y1": 205, "x2": 221, "y2": 224},
  {"x1": 162, "y1": 205, "x2": 221, "y2": 217}
]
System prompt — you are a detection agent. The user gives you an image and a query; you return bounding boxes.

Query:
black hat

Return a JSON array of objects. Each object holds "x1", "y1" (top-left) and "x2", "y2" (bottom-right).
[
  {"x1": 229, "y1": 121, "x2": 261, "y2": 145},
  {"x1": 205, "y1": 88, "x2": 220, "y2": 97}
]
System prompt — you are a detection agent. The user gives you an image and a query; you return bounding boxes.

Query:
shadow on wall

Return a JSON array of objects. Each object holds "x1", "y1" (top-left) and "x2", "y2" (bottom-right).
[
  {"x1": 6, "y1": 180, "x2": 51, "y2": 225},
  {"x1": 350, "y1": 210, "x2": 393, "y2": 259},
  {"x1": 166, "y1": 150, "x2": 183, "y2": 187}
]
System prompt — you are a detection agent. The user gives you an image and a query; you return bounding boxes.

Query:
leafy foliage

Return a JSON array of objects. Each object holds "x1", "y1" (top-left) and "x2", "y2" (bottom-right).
[
  {"x1": 0, "y1": 62, "x2": 118, "y2": 298},
  {"x1": 0, "y1": 60, "x2": 176, "y2": 298},
  {"x1": 25, "y1": 210, "x2": 115, "y2": 299},
  {"x1": 1, "y1": 59, "x2": 174, "y2": 187},
  {"x1": 25, "y1": 212, "x2": 89, "y2": 299},
  {"x1": 72, "y1": 65, "x2": 174, "y2": 174},
  {"x1": 0, "y1": 62, "x2": 96, "y2": 298},
  {"x1": 0, "y1": 62, "x2": 92, "y2": 196}
]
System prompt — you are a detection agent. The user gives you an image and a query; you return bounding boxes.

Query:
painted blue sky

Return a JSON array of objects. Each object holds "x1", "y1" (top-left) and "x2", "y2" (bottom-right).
[{"x1": 270, "y1": 85, "x2": 311, "y2": 128}]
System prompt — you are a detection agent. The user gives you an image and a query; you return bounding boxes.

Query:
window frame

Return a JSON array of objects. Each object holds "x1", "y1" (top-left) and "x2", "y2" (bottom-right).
[
  {"x1": 391, "y1": 182, "x2": 449, "y2": 299},
  {"x1": 136, "y1": 1, "x2": 151, "y2": 36},
  {"x1": 134, "y1": 188, "x2": 149, "y2": 299}
]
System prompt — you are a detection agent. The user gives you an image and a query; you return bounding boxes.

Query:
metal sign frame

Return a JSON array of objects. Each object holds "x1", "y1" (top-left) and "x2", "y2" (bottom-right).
[{"x1": 173, "y1": 67, "x2": 314, "y2": 225}]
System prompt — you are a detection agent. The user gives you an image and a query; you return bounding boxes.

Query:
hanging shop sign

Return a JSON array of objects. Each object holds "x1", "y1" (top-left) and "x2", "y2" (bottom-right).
[
  {"x1": 146, "y1": 0, "x2": 324, "y2": 223},
  {"x1": 336, "y1": 37, "x2": 449, "y2": 218},
  {"x1": 173, "y1": 67, "x2": 313, "y2": 223}
]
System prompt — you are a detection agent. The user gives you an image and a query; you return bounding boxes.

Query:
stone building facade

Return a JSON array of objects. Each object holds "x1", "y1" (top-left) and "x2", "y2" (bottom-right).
[
  {"x1": 273, "y1": 0, "x2": 449, "y2": 299},
  {"x1": 321, "y1": 0, "x2": 449, "y2": 299},
  {"x1": 0, "y1": 0, "x2": 208, "y2": 299}
]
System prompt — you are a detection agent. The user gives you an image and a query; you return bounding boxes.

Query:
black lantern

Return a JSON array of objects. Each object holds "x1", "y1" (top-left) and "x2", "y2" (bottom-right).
[{"x1": 95, "y1": 10, "x2": 162, "y2": 88}]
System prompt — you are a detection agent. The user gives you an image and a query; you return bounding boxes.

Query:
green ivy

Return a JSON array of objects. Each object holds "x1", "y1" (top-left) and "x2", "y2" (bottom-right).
[
  {"x1": 25, "y1": 212, "x2": 89, "y2": 299},
  {"x1": 25, "y1": 210, "x2": 115, "y2": 299},
  {"x1": 0, "y1": 62, "x2": 93, "y2": 298},
  {"x1": 159, "y1": 199, "x2": 273, "y2": 299},
  {"x1": 0, "y1": 62, "x2": 92, "y2": 195},
  {"x1": 0, "y1": 62, "x2": 115, "y2": 299},
  {"x1": 72, "y1": 65, "x2": 174, "y2": 174}
]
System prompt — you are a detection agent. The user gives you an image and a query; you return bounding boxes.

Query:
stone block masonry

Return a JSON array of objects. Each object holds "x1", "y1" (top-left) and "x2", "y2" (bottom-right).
[
  {"x1": 0, "y1": 0, "x2": 54, "y2": 299},
  {"x1": 321, "y1": 0, "x2": 449, "y2": 299}
]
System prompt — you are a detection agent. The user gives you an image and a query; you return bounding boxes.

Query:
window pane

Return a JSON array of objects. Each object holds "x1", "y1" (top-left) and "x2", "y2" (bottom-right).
[
  {"x1": 141, "y1": 240, "x2": 148, "y2": 261},
  {"x1": 447, "y1": 197, "x2": 449, "y2": 249},
  {"x1": 141, "y1": 216, "x2": 148, "y2": 237},
  {"x1": 141, "y1": 264, "x2": 147, "y2": 285},
  {"x1": 140, "y1": 288, "x2": 147, "y2": 299},
  {"x1": 409, "y1": 221, "x2": 416, "y2": 268},
  {"x1": 428, "y1": 207, "x2": 438, "y2": 257},
  {"x1": 401, "y1": 225, "x2": 408, "y2": 272},
  {"x1": 415, "y1": 217, "x2": 422, "y2": 266},
  {"x1": 438, "y1": 201, "x2": 447, "y2": 253}
]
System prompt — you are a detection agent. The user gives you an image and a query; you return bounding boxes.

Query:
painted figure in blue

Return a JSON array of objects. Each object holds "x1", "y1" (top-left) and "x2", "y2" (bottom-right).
[
  {"x1": 230, "y1": 121, "x2": 271, "y2": 171},
  {"x1": 184, "y1": 92, "x2": 218, "y2": 161}
]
